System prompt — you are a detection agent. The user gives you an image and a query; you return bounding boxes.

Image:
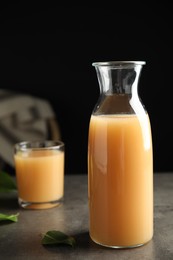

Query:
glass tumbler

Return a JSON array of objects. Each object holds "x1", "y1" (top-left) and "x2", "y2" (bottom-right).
[{"x1": 14, "y1": 140, "x2": 65, "y2": 209}]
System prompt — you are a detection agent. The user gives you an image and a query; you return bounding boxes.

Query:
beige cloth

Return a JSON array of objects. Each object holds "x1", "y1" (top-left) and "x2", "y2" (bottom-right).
[{"x1": 0, "y1": 89, "x2": 60, "y2": 168}]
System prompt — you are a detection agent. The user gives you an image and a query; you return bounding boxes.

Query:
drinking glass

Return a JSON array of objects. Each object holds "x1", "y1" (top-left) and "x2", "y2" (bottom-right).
[{"x1": 14, "y1": 140, "x2": 65, "y2": 209}]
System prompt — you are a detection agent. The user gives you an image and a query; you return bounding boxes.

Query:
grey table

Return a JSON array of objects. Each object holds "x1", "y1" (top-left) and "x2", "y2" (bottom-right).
[{"x1": 0, "y1": 173, "x2": 173, "y2": 260}]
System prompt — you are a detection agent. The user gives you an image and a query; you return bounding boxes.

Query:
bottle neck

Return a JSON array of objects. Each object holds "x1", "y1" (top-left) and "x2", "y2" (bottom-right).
[
  {"x1": 92, "y1": 61, "x2": 146, "y2": 115},
  {"x1": 95, "y1": 65, "x2": 142, "y2": 96}
]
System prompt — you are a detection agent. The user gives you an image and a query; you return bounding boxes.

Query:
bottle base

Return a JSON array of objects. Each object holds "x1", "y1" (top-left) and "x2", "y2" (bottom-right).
[{"x1": 90, "y1": 236, "x2": 152, "y2": 249}]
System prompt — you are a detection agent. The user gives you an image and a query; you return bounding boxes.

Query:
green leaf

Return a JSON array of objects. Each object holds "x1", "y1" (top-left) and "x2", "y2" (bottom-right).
[
  {"x1": 41, "y1": 230, "x2": 76, "y2": 247},
  {"x1": 0, "y1": 171, "x2": 17, "y2": 192},
  {"x1": 0, "y1": 213, "x2": 19, "y2": 222}
]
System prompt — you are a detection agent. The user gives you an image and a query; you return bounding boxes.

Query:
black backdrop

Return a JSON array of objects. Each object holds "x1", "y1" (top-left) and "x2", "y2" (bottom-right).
[{"x1": 0, "y1": 3, "x2": 173, "y2": 174}]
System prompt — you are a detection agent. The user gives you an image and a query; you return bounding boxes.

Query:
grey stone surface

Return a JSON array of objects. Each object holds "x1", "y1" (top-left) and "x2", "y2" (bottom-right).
[{"x1": 0, "y1": 173, "x2": 173, "y2": 259}]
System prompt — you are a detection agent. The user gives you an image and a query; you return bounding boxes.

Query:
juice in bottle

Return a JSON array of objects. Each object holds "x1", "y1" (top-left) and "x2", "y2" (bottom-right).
[{"x1": 88, "y1": 114, "x2": 153, "y2": 247}]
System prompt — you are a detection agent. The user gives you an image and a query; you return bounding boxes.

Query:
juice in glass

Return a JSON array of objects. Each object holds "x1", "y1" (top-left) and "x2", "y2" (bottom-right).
[{"x1": 14, "y1": 141, "x2": 64, "y2": 209}]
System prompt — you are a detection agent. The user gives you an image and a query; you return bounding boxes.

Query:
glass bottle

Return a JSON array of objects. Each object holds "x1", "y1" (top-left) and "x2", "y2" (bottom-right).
[{"x1": 88, "y1": 61, "x2": 153, "y2": 248}]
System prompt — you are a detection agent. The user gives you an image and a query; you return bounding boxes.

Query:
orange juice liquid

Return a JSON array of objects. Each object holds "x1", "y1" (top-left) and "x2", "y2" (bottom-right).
[
  {"x1": 14, "y1": 150, "x2": 64, "y2": 209},
  {"x1": 88, "y1": 114, "x2": 153, "y2": 247}
]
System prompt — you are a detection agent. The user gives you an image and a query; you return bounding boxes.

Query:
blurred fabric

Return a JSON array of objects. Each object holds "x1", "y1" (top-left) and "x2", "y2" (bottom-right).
[{"x1": 0, "y1": 89, "x2": 61, "y2": 172}]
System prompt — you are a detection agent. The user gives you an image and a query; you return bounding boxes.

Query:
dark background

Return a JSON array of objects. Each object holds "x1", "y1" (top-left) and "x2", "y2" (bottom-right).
[{"x1": 0, "y1": 3, "x2": 173, "y2": 174}]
